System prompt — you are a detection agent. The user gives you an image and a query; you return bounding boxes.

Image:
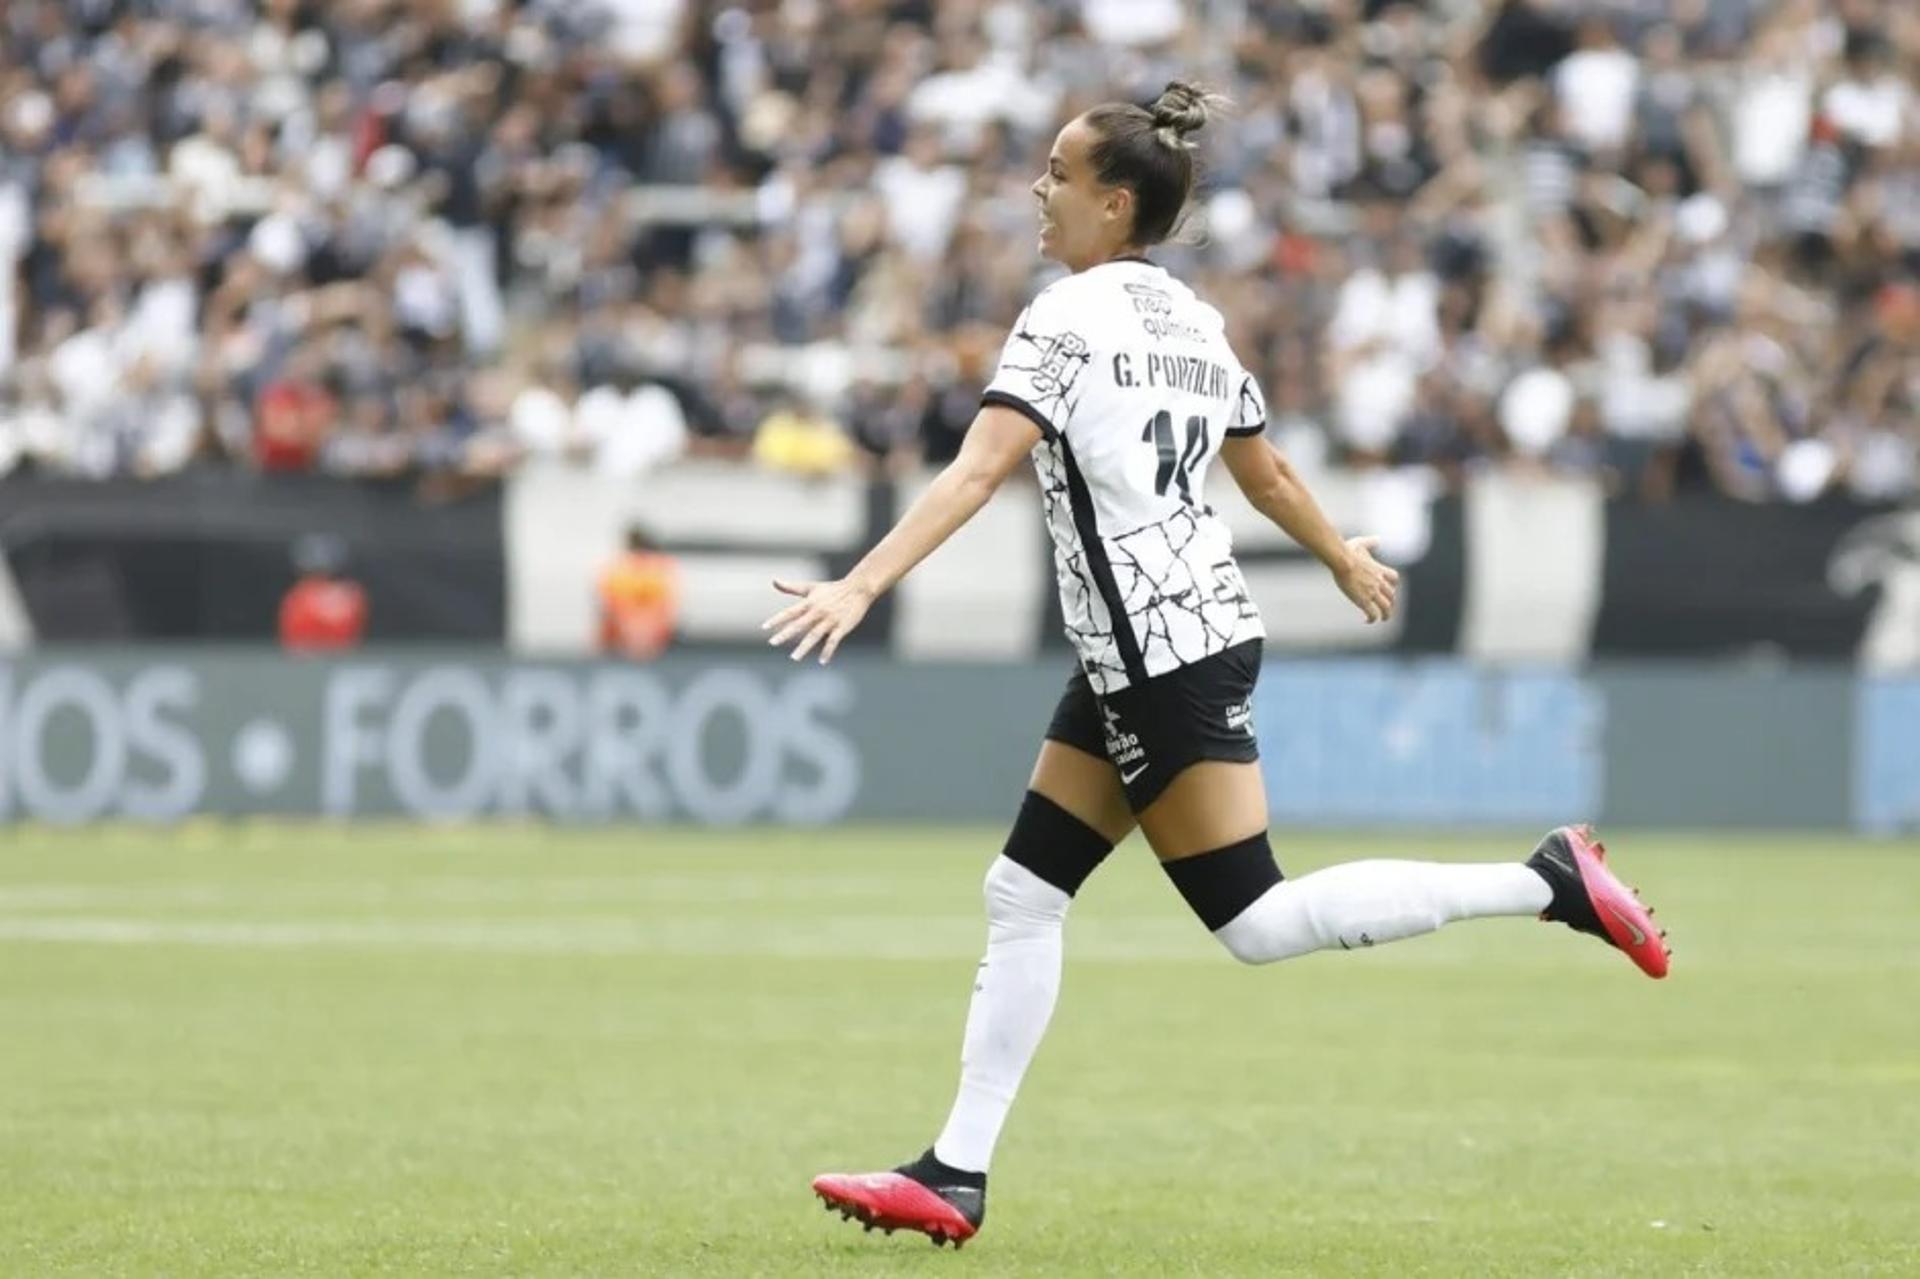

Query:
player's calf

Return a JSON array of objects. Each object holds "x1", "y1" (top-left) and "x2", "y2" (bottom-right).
[{"x1": 1162, "y1": 830, "x2": 1562, "y2": 963}]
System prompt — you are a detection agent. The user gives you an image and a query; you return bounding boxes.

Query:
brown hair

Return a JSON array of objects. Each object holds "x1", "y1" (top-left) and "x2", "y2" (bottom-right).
[{"x1": 1082, "y1": 81, "x2": 1228, "y2": 247}]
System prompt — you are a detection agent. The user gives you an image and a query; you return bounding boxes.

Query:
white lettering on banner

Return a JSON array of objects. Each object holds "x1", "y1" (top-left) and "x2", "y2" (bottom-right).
[
  {"x1": 666, "y1": 670, "x2": 784, "y2": 825},
  {"x1": 323, "y1": 667, "x2": 393, "y2": 816},
  {"x1": 773, "y1": 674, "x2": 860, "y2": 824},
  {"x1": 13, "y1": 668, "x2": 123, "y2": 822},
  {"x1": 0, "y1": 665, "x2": 204, "y2": 823},
  {"x1": 318, "y1": 664, "x2": 861, "y2": 823},
  {"x1": 581, "y1": 670, "x2": 671, "y2": 818},
  {"x1": 500, "y1": 668, "x2": 584, "y2": 816},
  {"x1": 123, "y1": 668, "x2": 205, "y2": 820},
  {"x1": 0, "y1": 661, "x2": 859, "y2": 823},
  {"x1": 387, "y1": 668, "x2": 502, "y2": 820}
]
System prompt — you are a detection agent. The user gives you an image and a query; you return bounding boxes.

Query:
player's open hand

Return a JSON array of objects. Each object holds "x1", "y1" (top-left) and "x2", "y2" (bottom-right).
[
  {"x1": 1333, "y1": 535, "x2": 1400, "y2": 624},
  {"x1": 763, "y1": 577, "x2": 876, "y2": 664}
]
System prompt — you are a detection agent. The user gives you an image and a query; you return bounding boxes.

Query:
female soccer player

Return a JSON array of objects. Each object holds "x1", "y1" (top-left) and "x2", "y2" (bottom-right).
[{"x1": 764, "y1": 83, "x2": 1669, "y2": 1250}]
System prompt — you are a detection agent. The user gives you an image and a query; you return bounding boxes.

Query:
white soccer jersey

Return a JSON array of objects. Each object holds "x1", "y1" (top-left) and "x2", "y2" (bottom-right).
[{"x1": 983, "y1": 259, "x2": 1268, "y2": 695}]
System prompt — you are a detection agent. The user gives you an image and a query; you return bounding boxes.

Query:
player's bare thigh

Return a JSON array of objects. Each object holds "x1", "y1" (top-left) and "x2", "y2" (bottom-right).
[
  {"x1": 1029, "y1": 739, "x2": 1135, "y2": 847},
  {"x1": 1136, "y1": 761, "x2": 1269, "y2": 862}
]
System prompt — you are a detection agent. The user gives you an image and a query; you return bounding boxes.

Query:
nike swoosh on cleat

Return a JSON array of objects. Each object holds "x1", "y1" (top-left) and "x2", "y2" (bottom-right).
[{"x1": 1602, "y1": 901, "x2": 1647, "y2": 947}]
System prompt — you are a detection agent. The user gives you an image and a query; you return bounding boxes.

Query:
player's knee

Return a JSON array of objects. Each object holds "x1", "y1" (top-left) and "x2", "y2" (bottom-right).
[
  {"x1": 1218, "y1": 931, "x2": 1271, "y2": 965},
  {"x1": 998, "y1": 789, "x2": 1116, "y2": 898},
  {"x1": 982, "y1": 854, "x2": 1069, "y2": 928},
  {"x1": 1213, "y1": 891, "x2": 1306, "y2": 965},
  {"x1": 1159, "y1": 831, "x2": 1286, "y2": 962}
]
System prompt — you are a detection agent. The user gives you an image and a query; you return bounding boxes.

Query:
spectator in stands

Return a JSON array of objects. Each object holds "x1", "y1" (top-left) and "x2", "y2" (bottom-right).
[
  {"x1": 598, "y1": 526, "x2": 678, "y2": 662},
  {"x1": 751, "y1": 394, "x2": 855, "y2": 477},
  {"x1": 1328, "y1": 214, "x2": 1441, "y2": 463},
  {"x1": 279, "y1": 532, "x2": 367, "y2": 653},
  {"x1": 253, "y1": 344, "x2": 337, "y2": 472},
  {"x1": 1554, "y1": 17, "x2": 1640, "y2": 156}
]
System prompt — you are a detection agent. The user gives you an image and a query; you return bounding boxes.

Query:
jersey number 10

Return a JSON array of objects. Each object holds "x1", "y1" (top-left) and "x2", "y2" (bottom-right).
[{"x1": 1142, "y1": 410, "x2": 1211, "y2": 505}]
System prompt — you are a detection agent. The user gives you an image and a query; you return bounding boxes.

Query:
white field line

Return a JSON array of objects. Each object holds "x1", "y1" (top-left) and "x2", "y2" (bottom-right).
[
  {"x1": 1, "y1": 911, "x2": 1896, "y2": 971},
  {"x1": 0, "y1": 911, "x2": 1671, "y2": 969},
  {"x1": 0, "y1": 913, "x2": 1225, "y2": 961},
  {"x1": 0, "y1": 874, "x2": 904, "y2": 911}
]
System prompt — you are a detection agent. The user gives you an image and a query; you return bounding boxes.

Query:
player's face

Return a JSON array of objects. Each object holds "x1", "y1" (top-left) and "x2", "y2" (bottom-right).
[{"x1": 1030, "y1": 116, "x2": 1131, "y2": 271}]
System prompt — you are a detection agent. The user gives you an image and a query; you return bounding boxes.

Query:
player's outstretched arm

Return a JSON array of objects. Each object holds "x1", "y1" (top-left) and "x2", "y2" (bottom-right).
[
  {"x1": 763, "y1": 405, "x2": 1043, "y2": 663},
  {"x1": 1218, "y1": 434, "x2": 1400, "y2": 623}
]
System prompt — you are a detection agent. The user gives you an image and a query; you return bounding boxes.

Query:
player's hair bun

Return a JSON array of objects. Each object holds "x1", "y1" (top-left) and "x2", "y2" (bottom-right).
[
  {"x1": 1148, "y1": 82, "x2": 1224, "y2": 147},
  {"x1": 1084, "y1": 80, "x2": 1230, "y2": 246}
]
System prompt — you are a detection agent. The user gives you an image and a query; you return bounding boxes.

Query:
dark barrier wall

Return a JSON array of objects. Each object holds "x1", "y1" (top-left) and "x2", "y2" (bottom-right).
[
  {"x1": 6, "y1": 470, "x2": 1915, "y2": 663},
  {"x1": 0, "y1": 474, "x2": 504, "y2": 642},
  {"x1": 1594, "y1": 498, "x2": 1884, "y2": 657},
  {"x1": 0, "y1": 650, "x2": 1896, "y2": 830}
]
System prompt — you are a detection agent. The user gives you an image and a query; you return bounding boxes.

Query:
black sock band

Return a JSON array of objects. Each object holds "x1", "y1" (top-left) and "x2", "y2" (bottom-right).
[
  {"x1": 1161, "y1": 833, "x2": 1284, "y2": 931},
  {"x1": 898, "y1": 1147, "x2": 986, "y2": 1189},
  {"x1": 1001, "y1": 790, "x2": 1115, "y2": 896}
]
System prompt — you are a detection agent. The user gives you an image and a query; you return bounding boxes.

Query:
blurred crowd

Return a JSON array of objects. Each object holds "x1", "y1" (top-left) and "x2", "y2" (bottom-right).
[{"x1": 1, "y1": 0, "x2": 1918, "y2": 503}]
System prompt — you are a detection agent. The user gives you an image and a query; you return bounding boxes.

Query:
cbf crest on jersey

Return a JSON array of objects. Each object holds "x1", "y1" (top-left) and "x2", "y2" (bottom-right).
[{"x1": 996, "y1": 315, "x2": 1092, "y2": 428}]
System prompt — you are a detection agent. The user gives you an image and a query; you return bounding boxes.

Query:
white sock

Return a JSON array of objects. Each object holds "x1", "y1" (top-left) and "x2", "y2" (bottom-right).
[
  {"x1": 932, "y1": 856, "x2": 1069, "y2": 1174},
  {"x1": 1214, "y1": 860, "x2": 1550, "y2": 964}
]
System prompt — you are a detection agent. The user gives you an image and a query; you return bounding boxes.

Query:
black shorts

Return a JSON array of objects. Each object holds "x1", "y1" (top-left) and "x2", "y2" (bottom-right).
[{"x1": 1045, "y1": 640, "x2": 1263, "y2": 813}]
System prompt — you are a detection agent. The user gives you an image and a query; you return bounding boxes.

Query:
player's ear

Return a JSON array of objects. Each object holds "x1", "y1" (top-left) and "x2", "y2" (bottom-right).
[{"x1": 1102, "y1": 184, "x2": 1134, "y2": 234}]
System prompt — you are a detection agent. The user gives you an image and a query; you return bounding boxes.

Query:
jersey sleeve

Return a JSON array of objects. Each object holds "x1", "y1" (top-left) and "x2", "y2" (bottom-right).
[
  {"x1": 980, "y1": 287, "x2": 1094, "y2": 442},
  {"x1": 1225, "y1": 370, "x2": 1268, "y2": 438}
]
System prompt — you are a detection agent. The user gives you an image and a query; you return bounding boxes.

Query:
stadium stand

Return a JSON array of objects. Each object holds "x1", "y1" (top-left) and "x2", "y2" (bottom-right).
[{"x1": 0, "y1": 0, "x2": 1915, "y2": 506}]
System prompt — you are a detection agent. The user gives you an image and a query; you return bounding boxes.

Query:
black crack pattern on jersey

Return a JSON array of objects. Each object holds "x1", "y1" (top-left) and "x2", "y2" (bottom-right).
[
  {"x1": 998, "y1": 316, "x2": 1092, "y2": 427},
  {"x1": 1228, "y1": 375, "x2": 1267, "y2": 435},
  {"x1": 1033, "y1": 440, "x2": 1129, "y2": 691},
  {"x1": 1033, "y1": 449, "x2": 1259, "y2": 695},
  {"x1": 1013, "y1": 300, "x2": 1263, "y2": 693},
  {"x1": 1108, "y1": 507, "x2": 1251, "y2": 673}
]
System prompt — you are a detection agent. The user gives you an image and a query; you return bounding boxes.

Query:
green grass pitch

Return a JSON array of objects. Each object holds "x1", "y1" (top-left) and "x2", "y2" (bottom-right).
[{"x1": 3, "y1": 824, "x2": 1918, "y2": 1277}]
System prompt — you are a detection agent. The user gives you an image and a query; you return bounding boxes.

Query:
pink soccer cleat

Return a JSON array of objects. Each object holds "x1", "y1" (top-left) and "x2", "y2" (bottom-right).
[
  {"x1": 1527, "y1": 824, "x2": 1670, "y2": 978},
  {"x1": 812, "y1": 1150, "x2": 985, "y2": 1249}
]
